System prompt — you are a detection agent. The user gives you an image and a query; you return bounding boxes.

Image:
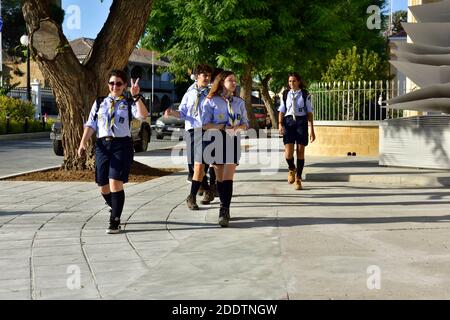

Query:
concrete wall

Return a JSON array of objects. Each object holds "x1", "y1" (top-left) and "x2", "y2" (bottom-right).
[{"x1": 305, "y1": 122, "x2": 379, "y2": 157}]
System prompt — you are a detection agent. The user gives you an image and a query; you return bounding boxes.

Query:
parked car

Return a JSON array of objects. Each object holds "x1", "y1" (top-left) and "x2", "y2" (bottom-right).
[
  {"x1": 50, "y1": 112, "x2": 152, "y2": 156},
  {"x1": 253, "y1": 105, "x2": 272, "y2": 129},
  {"x1": 154, "y1": 103, "x2": 185, "y2": 139}
]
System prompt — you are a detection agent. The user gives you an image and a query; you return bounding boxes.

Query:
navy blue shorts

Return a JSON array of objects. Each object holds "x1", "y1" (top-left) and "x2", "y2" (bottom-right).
[
  {"x1": 283, "y1": 115, "x2": 309, "y2": 146},
  {"x1": 95, "y1": 137, "x2": 134, "y2": 186},
  {"x1": 185, "y1": 128, "x2": 207, "y2": 164},
  {"x1": 202, "y1": 130, "x2": 241, "y2": 165}
]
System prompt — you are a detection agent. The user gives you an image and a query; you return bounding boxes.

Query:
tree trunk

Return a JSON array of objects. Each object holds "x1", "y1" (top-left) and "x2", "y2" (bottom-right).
[
  {"x1": 260, "y1": 74, "x2": 277, "y2": 129},
  {"x1": 239, "y1": 63, "x2": 257, "y2": 129},
  {"x1": 22, "y1": 0, "x2": 153, "y2": 170}
]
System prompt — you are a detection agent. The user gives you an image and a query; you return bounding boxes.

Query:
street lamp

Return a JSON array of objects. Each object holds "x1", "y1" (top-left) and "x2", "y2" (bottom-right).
[{"x1": 20, "y1": 34, "x2": 31, "y2": 102}]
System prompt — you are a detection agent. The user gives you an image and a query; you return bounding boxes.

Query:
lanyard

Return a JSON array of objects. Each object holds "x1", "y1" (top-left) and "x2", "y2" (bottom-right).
[
  {"x1": 192, "y1": 85, "x2": 207, "y2": 116},
  {"x1": 107, "y1": 95, "x2": 124, "y2": 134},
  {"x1": 291, "y1": 90, "x2": 300, "y2": 121},
  {"x1": 222, "y1": 95, "x2": 236, "y2": 126}
]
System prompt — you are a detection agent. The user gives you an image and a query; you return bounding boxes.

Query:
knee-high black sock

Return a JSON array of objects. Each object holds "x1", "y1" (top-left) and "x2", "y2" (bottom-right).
[
  {"x1": 209, "y1": 166, "x2": 216, "y2": 185},
  {"x1": 190, "y1": 180, "x2": 202, "y2": 198},
  {"x1": 222, "y1": 180, "x2": 233, "y2": 208},
  {"x1": 286, "y1": 158, "x2": 295, "y2": 170},
  {"x1": 297, "y1": 159, "x2": 305, "y2": 179},
  {"x1": 217, "y1": 181, "x2": 225, "y2": 205},
  {"x1": 111, "y1": 190, "x2": 125, "y2": 220},
  {"x1": 201, "y1": 174, "x2": 210, "y2": 190},
  {"x1": 102, "y1": 192, "x2": 112, "y2": 207}
]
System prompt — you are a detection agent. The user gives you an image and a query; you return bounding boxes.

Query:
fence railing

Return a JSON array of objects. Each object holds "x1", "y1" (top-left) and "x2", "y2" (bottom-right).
[{"x1": 309, "y1": 80, "x2": 407, "y2": 121}]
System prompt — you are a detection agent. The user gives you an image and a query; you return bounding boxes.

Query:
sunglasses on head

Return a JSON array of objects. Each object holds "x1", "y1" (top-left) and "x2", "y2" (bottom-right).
[{"x1": 108, "y1": 81, "x2": 124, "y2": 87}]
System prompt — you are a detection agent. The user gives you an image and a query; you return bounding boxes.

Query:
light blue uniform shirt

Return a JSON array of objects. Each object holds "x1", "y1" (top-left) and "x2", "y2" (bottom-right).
[
  {"x1": 84, "y1": 95, "x2": 140, "y2": 138},
  {"x1": 278, "y1": 90, "x2": 313, "y2": 117},
  {"x1": 178, "y1": 83, "x2": 209, "y2": 131},
  {"x1": 201, "y1": 95, "x2": 249, "y2": 128}
]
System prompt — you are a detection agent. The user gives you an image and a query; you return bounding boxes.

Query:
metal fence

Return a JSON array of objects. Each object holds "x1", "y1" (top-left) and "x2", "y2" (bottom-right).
[{"x1": 309, "y1": 80, "x2": 407, "y2": 121}]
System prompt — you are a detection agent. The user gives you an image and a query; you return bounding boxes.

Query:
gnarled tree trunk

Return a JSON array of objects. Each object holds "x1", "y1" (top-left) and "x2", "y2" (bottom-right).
[
  {"x1": 260, "y1": 74, "x2": 277, "y2": 129},
  {"x1": 239, "y1": 62, "x2": 257, "y2": 129},
  {"x1": 22, "y1": 0, "x2": 153, "y2": 170}
]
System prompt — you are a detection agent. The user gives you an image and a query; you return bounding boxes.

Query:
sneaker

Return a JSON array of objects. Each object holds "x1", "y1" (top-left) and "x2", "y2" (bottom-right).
[
  {"x1": 210, "y1": 183, "x2": 219, "y2": 197},
  {"x1": 200, "y1": 190, "x2": 214, "y2": 204},
  {"x1": 186, "y1": 194, "x2": 199, "y2": 210},
  {"x1": 288, "y1": 169, "x2": 296, "y2": 184},
  {"x1": 218, "y1": 206, "x2": 230, "y2": 227},
  {"x1": 106, "y1": 217, "x2": 121, "y2": 234},
  {"x1": 294, "y1": 178, "x2": 302, "y2": 190},
  {"x1": 198, "y1": 185, "x2": 205, "y2": 196}
]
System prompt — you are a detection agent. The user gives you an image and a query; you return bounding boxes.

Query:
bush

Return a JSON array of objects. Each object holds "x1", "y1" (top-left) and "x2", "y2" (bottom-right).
[
  {"x1": 0, "y1": 118, "x2": 53, "y2": 134},
  {"x1": 0, "y1": 96, "x2": 35, "y2": 121}
]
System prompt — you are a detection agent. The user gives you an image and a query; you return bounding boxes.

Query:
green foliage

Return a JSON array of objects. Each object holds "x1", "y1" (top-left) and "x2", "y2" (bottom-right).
[
  {"x1": 0, "y1": 96, "x2": 35, "y2": 121},
  {"x1": 143, "y1": 0, "x2": 389, "y2": 95},
  {"x1": 392, "y1": 10, "x2": 407, "y2": 34},
  {"x1": 321, "y1": 46, "x2": 391, "y2": 83},
  {"x1": 0, "y1": 118, "x2": 53, "y2": 135}
]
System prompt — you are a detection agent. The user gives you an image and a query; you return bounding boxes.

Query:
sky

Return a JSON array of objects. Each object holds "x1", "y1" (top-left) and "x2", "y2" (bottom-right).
[{"x1": 61, "y1": 0, "x2": 409, "y2": 41}]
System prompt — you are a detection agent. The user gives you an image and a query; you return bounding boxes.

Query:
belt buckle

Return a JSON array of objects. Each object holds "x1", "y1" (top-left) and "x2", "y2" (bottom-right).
[{"x1": 105, "y1": 136, "x2": 113, "y2": 141}]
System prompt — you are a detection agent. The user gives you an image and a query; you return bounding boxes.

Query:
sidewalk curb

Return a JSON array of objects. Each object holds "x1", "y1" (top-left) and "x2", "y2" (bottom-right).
[
  {"x1": 305, "y1": 172, "x2": 450, "y2": 187},
  {"x1": 0, "y1": 165, "x2": 61, "y2": 180},
  {"x1": 0, "y1": 132, "x2": 49, "y2": 141}
]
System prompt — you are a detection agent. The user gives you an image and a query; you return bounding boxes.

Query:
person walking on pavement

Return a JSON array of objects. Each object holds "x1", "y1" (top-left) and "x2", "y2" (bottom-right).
[
  {"x1": 278, "y1": 72, "x2": 315, "y2": 190},
  {"x1": 77, "y1": 69, "x2": 148, "y2": 234},
  {"x1": 165, "y1": 64, "x2": 215, "y2": 209},
  {"x1": 201, "y1": 70, "x2": 249, "y2": 227}
]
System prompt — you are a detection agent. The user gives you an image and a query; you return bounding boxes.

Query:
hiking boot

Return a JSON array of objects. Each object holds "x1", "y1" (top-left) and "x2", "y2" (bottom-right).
[
  {"x1": 218, "y1": 206, "x2": 230, "y2": 227},
  {"x1": 186, "y1": 194, "x2": 199, "y2": 210},
  {"x1": 294, "y1": 178, "x2": 302, "y2": 190},
  {"x1": 288, "y1": 169, "x2": 296, "y2": 184},
  {"x1": 198, "y1": 185, "x2": 204, "y2": 196},
  {"x1": 106, "y1": 217, "x2": 121, "y2": 234},
  {"x1": 210, "y1": 183, "x2": 219, "y2": 197},
  {"x1": 200, "y1": 190, "x2": 214, "y2": 204}
]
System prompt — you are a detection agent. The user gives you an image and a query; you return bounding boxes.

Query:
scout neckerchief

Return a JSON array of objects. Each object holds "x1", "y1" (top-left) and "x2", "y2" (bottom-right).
[
  {"x1": 222, "y1": 94, "x2": 236, "y2": 126},
  {"x1": 290, "y1": 90, "x2": 301, "y2": 121},
  {"x1": 192, "y1": 84, "x2": 208, "y2": 116},
  {"x1": 107, "y1": 95, "x2": 125, "y2": 134}
]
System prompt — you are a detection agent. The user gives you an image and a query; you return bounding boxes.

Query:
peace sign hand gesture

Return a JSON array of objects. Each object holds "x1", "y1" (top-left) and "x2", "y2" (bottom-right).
[{"x1": 131, "y1": 78, "x2": 140, "y2": 96}]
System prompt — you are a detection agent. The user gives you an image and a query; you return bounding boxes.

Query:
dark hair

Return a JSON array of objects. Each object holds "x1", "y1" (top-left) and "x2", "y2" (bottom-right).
[
  {"x1": 208, "y1": 70, "x2": 235, "y2": 98},
  {"x1": 211, "y1": 67, "x2": 224, "y2": 82},
  {"x1": 194, "y1": 64, "x2": 213, "y2": 76},
  {"x1": 288, "y1": 72, "x2": 307, "y2": 89},
  {"x1": 109, "y1": 69, "x2": 128, "y2": 84}
]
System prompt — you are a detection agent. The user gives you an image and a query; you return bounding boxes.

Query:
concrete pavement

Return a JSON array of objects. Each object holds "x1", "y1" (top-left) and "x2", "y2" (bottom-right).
[{"x1": 1, "y1": 137, "x2": 450, "y2": 299}]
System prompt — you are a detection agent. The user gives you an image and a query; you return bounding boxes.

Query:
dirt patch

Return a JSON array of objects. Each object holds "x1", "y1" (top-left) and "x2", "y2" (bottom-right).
[{"x1": 3, "y1": 161, "x2": 181, "y2": 183}]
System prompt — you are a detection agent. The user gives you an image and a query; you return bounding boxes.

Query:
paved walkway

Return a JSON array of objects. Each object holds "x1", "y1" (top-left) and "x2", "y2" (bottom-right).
[{"x1": 1, "y1": 138, "x2": 450, "y2": 299}]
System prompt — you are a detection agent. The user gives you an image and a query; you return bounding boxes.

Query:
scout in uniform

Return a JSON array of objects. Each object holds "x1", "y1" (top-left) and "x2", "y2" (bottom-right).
[
  {"x1": 201, "y1": 70, "x2": 249, "y2": 227},
  {"x1": 278, "y1": 72, "x2": 316, "y2": 190},
  {"x1": 165, "y1": 64, "x2": 215, "y2": 209},
  {"x1": 78, "y1": 69, "x2": 148, "y2": 234}
]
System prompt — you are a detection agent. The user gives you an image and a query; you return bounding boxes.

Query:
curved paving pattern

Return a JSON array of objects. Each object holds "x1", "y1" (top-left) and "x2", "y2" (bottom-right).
[{"x1": 1, "y1": 153, "x2": 450, "y2": 299}]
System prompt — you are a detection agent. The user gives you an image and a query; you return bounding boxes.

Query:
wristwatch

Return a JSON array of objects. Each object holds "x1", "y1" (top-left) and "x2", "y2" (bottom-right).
[{"x1": 132, "y1": 94, "x2": 144, "y2": 102}]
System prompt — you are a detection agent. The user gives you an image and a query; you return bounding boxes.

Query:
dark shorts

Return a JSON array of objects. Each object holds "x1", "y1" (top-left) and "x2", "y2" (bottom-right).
[
  {"x1": 185, "y1": 128, "x2": 208, "y2": 165},
  {"x1": 95, "y1": 137, "x2": 134, "y2": 186},
  {"x1": 283, "y1": 115, "x2": 309, "y2": 146},
  {"x1": 202, "y1": 130, "x2": 241, "y2": 165}
]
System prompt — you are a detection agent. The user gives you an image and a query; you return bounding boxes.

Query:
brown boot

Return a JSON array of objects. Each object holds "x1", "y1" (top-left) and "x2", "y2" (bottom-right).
[
  {"x1": 210, "y1": 183, "x2": 219, "y2": 197},
  {"x1": 288, "y1": 169, "x2": 296, "y2": 184},
  {"x1": 186, "y1": 194, "x2": 199, "y2": 210},
  {"x1": 197, "y1": 185, "x2": 204, "y2": 196},
  {"x1": 294, "y1": 178, "x2": 302, "y2": 190},
  {"x1": 200, "y1": 190, "x2": 214, "y2": 204}
]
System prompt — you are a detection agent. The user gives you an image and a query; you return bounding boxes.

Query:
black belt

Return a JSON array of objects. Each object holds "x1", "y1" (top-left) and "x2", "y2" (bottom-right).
[
  {"x1": 188, "y1": 128, "x2": 204, "y2": 133},
  {"x1": 285, "y1": 115, "x2": 307, "y2": 119},
  {"x1": 100, "y1": 136, "x2": 130, "y2": 141}
]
